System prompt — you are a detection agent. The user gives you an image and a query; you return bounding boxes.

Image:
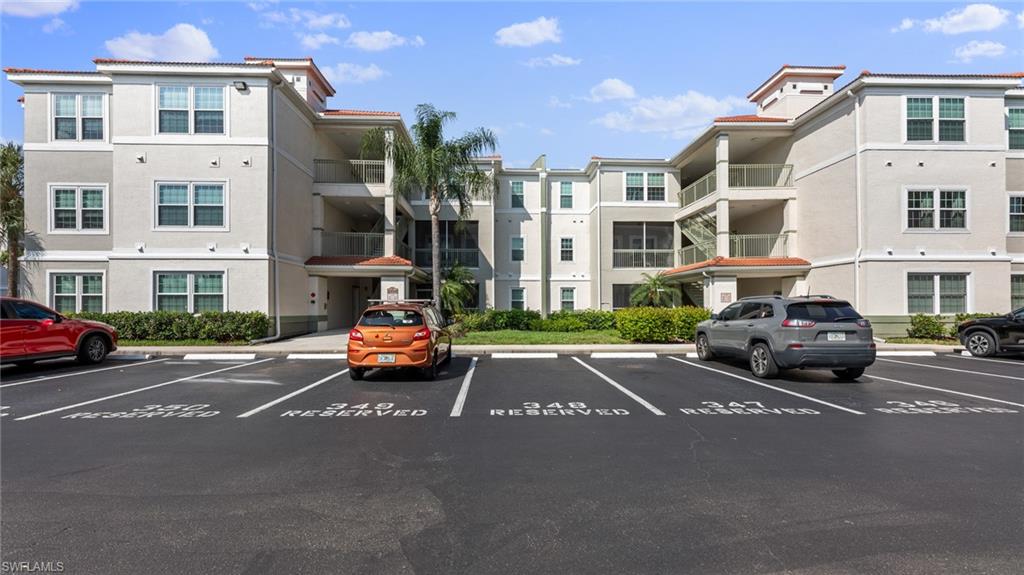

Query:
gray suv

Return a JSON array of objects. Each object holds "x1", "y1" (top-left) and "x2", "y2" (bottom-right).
[{"x1": 695, "y1": 295, "x2": 876, "y2": 380}]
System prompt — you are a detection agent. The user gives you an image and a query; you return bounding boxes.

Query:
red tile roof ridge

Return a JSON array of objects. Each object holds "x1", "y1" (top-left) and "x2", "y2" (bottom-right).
[
  {"x1": 714, "y1": 114, "x2": 789, "y2": 123},
  {"x1": 322, "y1": 109, "x2": 401, "y2": 117},
  {"x1": 5, "y1": 67, "x2": 102, "y2": 75},
  {"x1": 661, "y1": 256, "x2": 811, "y2": 276}
]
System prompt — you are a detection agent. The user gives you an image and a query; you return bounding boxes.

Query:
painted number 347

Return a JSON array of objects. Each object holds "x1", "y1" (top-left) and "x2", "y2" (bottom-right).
[{"x1": 701, "y1": 401, "x2": 766, "y2": 409}]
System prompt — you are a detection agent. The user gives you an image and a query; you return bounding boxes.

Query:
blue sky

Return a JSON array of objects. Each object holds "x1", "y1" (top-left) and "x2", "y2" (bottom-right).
[{"x1": 2, "y1": 1, "x2": 1022, "y2": 167}]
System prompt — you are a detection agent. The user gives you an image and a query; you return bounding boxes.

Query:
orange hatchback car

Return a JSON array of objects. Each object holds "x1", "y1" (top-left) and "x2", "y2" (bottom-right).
[{"x1": 347, "y1": 300, "x2": 453, "y2": 381}]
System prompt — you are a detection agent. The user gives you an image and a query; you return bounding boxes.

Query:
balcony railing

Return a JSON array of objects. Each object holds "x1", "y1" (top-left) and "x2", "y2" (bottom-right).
[
  {"x1": 314, "y1": 159, "x2": 385, "y2": 184},
  {"x1": 729, "y1": 233, "x2": 789, "y2": 258},
  {"x1": 678, "y1": 242, "x2": 717, "y2": 266},
  {"x1": 612, "y1": 249, "x2": 674, "y2": 268},
  {"x1": 415, "y1": 248, "x2": 480, "y2": 268},
  {"x1": 321, "y1": 232, "x2": 384, "y2": 257},
  {"x1": 678, "y1": 163, "x2": 794, "y2": 207}
]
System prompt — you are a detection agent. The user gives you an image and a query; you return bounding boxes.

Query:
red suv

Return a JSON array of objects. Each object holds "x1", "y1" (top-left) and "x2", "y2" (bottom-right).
[{"x1": 0, "y1": 297, "x2": 118, "y2": 366}]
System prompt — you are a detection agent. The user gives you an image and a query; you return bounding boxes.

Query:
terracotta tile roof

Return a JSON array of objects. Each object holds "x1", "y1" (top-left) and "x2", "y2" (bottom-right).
[
  {"x1": 714, "y1": 114, "x2": 789, "y2": 123},
  {"x1": 305, "y1": 255, "x2": 412, "y2": 267},
  {"x1": 244, "y1": 56, "x2": 313, "y2": 62},
  {"x1": 474, "y1": 155, "x2": 502, "y2": 160},
  {"x1": 4, "y1": 67, "x2": 102, "y2": 75},
  {"x1": 747, "y1": 65, "x2": 847, "y2": 99},
  {"x1": 92, "y1": 58, "x2": 272, "y2": 67},
  {"x1": 779, "y1": 64, "x2": 847, "y2": 70},
  {"x1": 322, "y1": 109, "x2": 401, "y2": 117},
  {"x1": 858, "y1": 70, "x2": 1024, "y2": 79},
  {"x1": 662, "y1": 256, "x2": 811, "y2": 276}
]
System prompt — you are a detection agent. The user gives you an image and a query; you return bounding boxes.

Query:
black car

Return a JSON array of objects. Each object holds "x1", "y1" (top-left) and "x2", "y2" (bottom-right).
[{"x1": 957, "y1": 307, "x2": 1024, "y2": 357}]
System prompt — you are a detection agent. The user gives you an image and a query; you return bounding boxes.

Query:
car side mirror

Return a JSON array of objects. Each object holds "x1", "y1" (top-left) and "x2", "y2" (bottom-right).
[
  {"x1": 710, "y1": 313, "x2": 719, "y2": 321},
  {"x1": 41, "y1": 318, "x2": 55, "y2": 327},
  {"x1": 53, "y1": 314, "x2": 63, "y2": 323}
]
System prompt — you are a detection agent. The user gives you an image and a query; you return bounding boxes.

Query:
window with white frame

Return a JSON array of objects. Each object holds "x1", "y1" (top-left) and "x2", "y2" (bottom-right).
[
  {"x1": 158, "y1": 85, "x2": 225, "y2": 135},
  {"x1": 560, "y1": 287, "x2": 575, "y2": 311},
  {"x1": 510, "y1": 287, "x2": 525, "y2": 310},
  {"x1": 907, "y1": 273, "x2": 968, "y2": 314},
  {"x1": 51, "y1": 185, "x2": 106, "y2": 232},
  {"x1": 155, "y1": 272, "x2": 225, "y2": 312},
  {"x1": 510, "y1": 236, "x2": 524, "y2": 262},
  {"x1": 510, "y1": 181, "x2": 525, "y2": 208},
  {"x1": 906, "y1": 188, "x2": 966, "y2": 230},
  {"x1": 156, "y1": 182, "x2": 225, "y2": 228},
  {"x1": 625, "y1": 172, "x2": 644, "y2": 201},
  {"x1": 53, "y1": 93, "x2": 104, "y2": 141},
  {"x1": 1009, "y1": 108, "x2": 1024, "y2": 150},
  {"x1": 625, "y1": 172, "x2": 667, "y2": 201},
  {"x1": 559, "y1": 181, "x2": 573, "y2": 209},
  {"x1": 1010, "y1": 195, "x2": 1024, "y2": 233},
  {"x1": 1012, "y1": 275, "x2": 1024, "y2": 309},
  {"x1": 559, "y1": 237, "x2": 573, "y2": 262},
  {"x1": 906, "y1": 96, "x2": 965, "y2": 143},
  {"x1": 646, "y1": 173, "x2": 665, "y2": 201},
  {"x1": 51, "y1": 273, "x2": 103, "y2": 313}
]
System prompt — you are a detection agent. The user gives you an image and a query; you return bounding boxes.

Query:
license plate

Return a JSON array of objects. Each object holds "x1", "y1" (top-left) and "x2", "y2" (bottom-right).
[
  {"x1": 377, "y1": 353, "x2": 396, "y2": 363},
  {"x1": 827, "y1": 332, "x2": 846, "y2": 342}
]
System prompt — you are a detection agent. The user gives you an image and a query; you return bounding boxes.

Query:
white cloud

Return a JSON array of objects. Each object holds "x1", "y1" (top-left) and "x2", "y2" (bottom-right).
[
  {"x1": 300, "y1": 33, "x2": 340, "y2": 50},
  {"x1": 923, "y1": 3, "x2": 1009, "y2": 34},
  {"x1": 495, "y1": 16, "x2": 561, "y2": 47},
  {"x1": 345, "y1": 31, "x2": 425, "y2": 51},
  {"x1": 105, "y1": 23, "x2": 219, "y2": 62},
  {"x1": 953, "y1": 39, "x2": 1006, "y2": 62},
  {"x1": 322, "y1": 63, "x2": 387, "y2": 85},
  {"x1": 524, "y1": 53, "x2": 581, "y2": 68},
  {"x1": 257, "y1": 7, "x2": 350, "y2": 30},
  {"x1": 594, "y1": 91, "x2": 748, "y2": 139},
  {"x1": 890, "y1": 18, "x2": 915, "y2": 33},
  {"x1": 548, "y1": 96, "x2": 572, "y2": 109},
  {"x1": 42, "y1": 17, "x2": 67, "y2": 33},
  {"x1": 588, "y1": 78, "x2": 636, "y2": 102},
  {"x1": 539, "y1": 128, "x2": 554, "y2": 136},
  {"x1": 1018, "y1": 10, "x2": 1024, "y2": 28},
  {"x1": 1, "y1": 0, "x2": 77, "y2": 17}
]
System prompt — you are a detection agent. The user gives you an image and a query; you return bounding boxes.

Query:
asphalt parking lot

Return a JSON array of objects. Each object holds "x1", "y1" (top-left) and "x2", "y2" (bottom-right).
[{"x1": 2, "y1": 351, "x2": 1022, "y2": 574}]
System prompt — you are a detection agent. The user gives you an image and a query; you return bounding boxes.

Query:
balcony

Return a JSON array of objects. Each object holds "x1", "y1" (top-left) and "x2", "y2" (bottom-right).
[
  {"x1": 677, "y1": 233, "x2": 789, "y2": 266},
  {"x1": 322, "y1": 232, "x2": 384, "y2": 258},
  {"x1": 415, "y1": 248, "x2": 480, "y2": 269},
  {"x1": 678, "y1": 242, "x2": 717, "y2": 266},
  {"x1": 314, "y1": 159, "x2": 385, "y2": 184},
  {"x1": 678, "y1": 164, "x2": 794, "y2": 208},
  {"x1": 612, "y1": 249, "x2": 674, "y2": 268}
]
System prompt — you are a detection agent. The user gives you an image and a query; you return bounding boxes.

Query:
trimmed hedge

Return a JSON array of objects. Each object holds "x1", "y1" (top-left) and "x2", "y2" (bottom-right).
[
  {"x1": 613, "y1": 306, "x2": 711, "y2": 343},
  {"x1": 948, "y1": 312, "x2": 1002, "y2": 337},
  {"x1": 906, "y1": 314, "x2": 947, "y2": 339},
  {"x1": 668, "y1": 306, "x2": 712, "y2": 343},
  {"x1": 453, "y1": 309, "x2": 542, "y2": 332},
  {"x1": 68, "y1": 311, "x2": 270, "y2": 342}
]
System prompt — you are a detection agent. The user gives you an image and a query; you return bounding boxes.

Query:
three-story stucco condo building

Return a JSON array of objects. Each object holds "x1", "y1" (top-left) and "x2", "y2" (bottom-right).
[{"x1": 6, "y1": 59, "x2": 1024, "y2": 337}]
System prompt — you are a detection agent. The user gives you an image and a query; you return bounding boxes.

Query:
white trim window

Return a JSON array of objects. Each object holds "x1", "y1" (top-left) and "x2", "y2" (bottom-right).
[
  {"x1": 156, "y1": 182, "x2": 226, "y2": 229},
  {"x1": 51, "y1": 272, "x2": 104, "y2": 313},
  {"x1": 559, "y1": 237, "x2": 574, "y2": 262},
  {"x1": 905, "y1": 96, "x2": 965, "y2": 143},
  {"x1": 907, "y1": 273, "x2": 968, "y2": 314},
  {"x1": 1009, "y1": 108, "x2": 1024, "y2": 150},
  {"x1": 158, "y1": 85, "x2": 225, "y2": 135},
  {"x1": 560, "y1": 287, "x2": 575, "y2": 311},
  {"x1": 905, "y1": 188, "x2": 966, "y2": 230},
  {"x1": 646, "y1": 173, "x2": 665, "y2": 201},
  {"x1": 625, "y1": 172, "x2": 645, "y2": 201},
  {"x1": 510, "y1": 236, "x2": 525, "y2": 262},
  {"x1": 50, "y1": 185, "x2": 107, "y2": 233},
  {"x1": 510, "y1": 181, "x2": 525, "y2": 208},
  {"x1": 510, "y1": 287, "x2": 526, "y2": 310},
  {"x1": 625, "y1": 172, "x2": 667, "y2": 201},
  {"x1": 53, "y1": 93, "x2": 105, "y2": 141},
  {"x1": 155, "y1": 271, "x2": 225, "y2": 312},
  {"x1": 1010, "y1": 194, "x2": 1024, "y2": 233},
  {"x1": 1012, "y1": 275, "x2": 1024, "y2": 309},
  {"x1": 559, "y1": 181, "x2": 573, "y2": 209}
]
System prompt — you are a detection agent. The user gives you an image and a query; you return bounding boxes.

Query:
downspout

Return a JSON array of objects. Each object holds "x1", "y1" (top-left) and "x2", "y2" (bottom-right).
[
  {"x1": 849, "y1": 89, "x2": 863, "y2": 309},
  {"x1": 596, "y1": 160, "x2": 603, "y2": 309},
  {"x1": 252, "y1": 78, "x2": 283, "y2": 343}
]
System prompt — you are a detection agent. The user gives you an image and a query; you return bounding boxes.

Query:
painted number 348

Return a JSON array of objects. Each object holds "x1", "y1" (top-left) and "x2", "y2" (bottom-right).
[{"x1": 522, "y1": 402, "x2": 588, "y2": 409}]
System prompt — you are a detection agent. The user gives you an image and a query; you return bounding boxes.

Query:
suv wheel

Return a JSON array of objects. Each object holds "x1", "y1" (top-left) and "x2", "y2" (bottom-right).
[
  {"x1": 422, "y1": 356, "x2": 438, "y2": 381},
  {"x1": 749, "y1": 343, "x2": 778, "y2": 379},
  {"x1": 964, "y1": 331, "x2": 996, "y2": 357},
  {"x1": 695, "y1": 334, "x2": 714, "y2": 361},
  {"x1": 77, "y1": 334, "x2": 109, "y2": 364},
  {"x1": 832, "y1": 368, "x2": 865, "y2": 381}
]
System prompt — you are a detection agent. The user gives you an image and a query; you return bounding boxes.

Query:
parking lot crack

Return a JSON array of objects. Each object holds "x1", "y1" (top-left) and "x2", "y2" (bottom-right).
[{"x1": 679, "y1": 416, "x2": 712, "y2": 489}]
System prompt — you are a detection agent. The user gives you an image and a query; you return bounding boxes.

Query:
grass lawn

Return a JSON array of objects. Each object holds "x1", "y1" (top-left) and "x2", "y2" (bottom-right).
[
  {"x1": 119, "y1": 339, "x2": 248, "y2": 347},
  {"x1": 454, "y1": 329, "x2": 627, "y2": 345},
  {"x1": 884, "y1": 337, "x2": 959, "y2": 346}
]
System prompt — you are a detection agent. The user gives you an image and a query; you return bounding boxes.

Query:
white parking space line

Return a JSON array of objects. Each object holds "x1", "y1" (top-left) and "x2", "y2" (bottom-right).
[
  {"x1": 236, "y1": 369, "x2": 349, "y2": 418},
  {"x1": 877, "y1": 358, "x2": 1024, "y2": 382},
  {"x1": 14, "y1": 359, "x2": 274, "y2": 421},
  {"x1": 286, "y1": 353, "x2": 347, "y2": 360},
  {"x1": 449, "y1": 357, "x2": 479, "y2": 417},
  {"x1": 876, "y1": 351, "x2": 937, "y2": 357},
  {"x1": 492, "y1": 353, "x2": 558, "y2": 359},
  {"x1": 869, "y1": 375, "x2": 1024, "y2": 409},
  {"x1": 183, "y1": 353, "x2": 257, "y2": 361},
  {"x1": 108, "y1": 354, "x2": 153, "y2": 361},
  {"x1": 0, "y1": 358, "x2": 170, "y2": 389},
  {"x1": 590, "y1": 352, "x2": 658, "y2": 359},
  {"x1": 668, "y1": 357, "x2": 866, "y2": 415},
  {"x1": 949, "y1": 354, "x2": 1024, "y2": 366},
  {"x1": 685, "y1": 353, "x2": 699, "y2": 358},
  {"x1": 571, "y1": 357, "x2": 665, "y2": 416}
]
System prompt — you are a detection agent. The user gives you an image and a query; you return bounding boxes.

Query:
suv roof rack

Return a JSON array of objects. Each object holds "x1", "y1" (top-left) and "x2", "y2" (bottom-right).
[
  {"x1": 793, "y1": 294, "x2": 836, "y2": 299},
  {"x1": 739, "y1": 295, "x2": 785, "y2": 301},
  {"x1": 366, "y1": 298, "x2": 436, "y2": 305}
]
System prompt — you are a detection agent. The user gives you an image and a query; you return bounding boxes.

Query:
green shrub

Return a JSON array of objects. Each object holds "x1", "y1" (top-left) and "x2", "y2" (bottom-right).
[
  {"x1": 489, "y1": 309, "x2": 541, "y2": 331},
  {"x1": 906, "y1": 314, "x2": 947, "y2": 339},
  {"x1": 531, "y1": 315, "x2": 589, "y2": 332},
  {"x1": 948, "y1": 312, "x2": 1002, "y2": 337},
  {"x1": 614, "y1": 307, "x2": 677, "y2": 343},
  {"x1": 547, "y1": 309, "x2": 616, "y2": 331},
  {"x1": 453, "y1": 311, "x2": 494, "y2": 332},
  {"x1": 667, "y1": 306, "x2": 712, "y2": 342},
  {"x1": 68, "y1": 311, "x2": 270, "y2": 342}
]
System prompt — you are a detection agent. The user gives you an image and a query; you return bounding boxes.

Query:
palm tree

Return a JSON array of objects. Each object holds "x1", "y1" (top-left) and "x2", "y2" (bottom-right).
[
  {"x1": 0, "y1": 142, "x2": 24, "y2": 297},
  {"x1": 439, "y1": 263, "x2": 475, "y2": 316},
  {"x1": 362, "y1": 104, "x2": 496, "y2": 309},
  {"x1": 630, "y1": 273, "x2": 678, "y2": 307}
]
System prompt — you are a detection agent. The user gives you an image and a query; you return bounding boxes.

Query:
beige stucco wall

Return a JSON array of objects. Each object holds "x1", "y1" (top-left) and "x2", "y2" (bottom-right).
[
  {"x1": 859, "y1": 260, "x2": 1011, "y2": 315},
  {"x1": 24, "y1": 150, "x2": 114, "y2": 252},
  {"x1": 793, "y1": 156, "x2": 858, "y2": 260},
  {"x1": 103, "y1": 258, "x2": 269, "y2": 312},
  {"x1": 21, "y1": 261, "x2": 108, "y2": 311},
  {"x1": 862, "y1": 88, "x2": 1008, "y2": 146}
]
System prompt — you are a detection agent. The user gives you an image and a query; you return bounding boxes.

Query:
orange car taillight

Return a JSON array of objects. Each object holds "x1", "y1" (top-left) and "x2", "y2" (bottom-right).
[
  {"x1": 413, "y1": 328, "x2": 431, "y2": 341},
  {"x1": 349, "y1": 329, "x2": 364, "y2": 342}
]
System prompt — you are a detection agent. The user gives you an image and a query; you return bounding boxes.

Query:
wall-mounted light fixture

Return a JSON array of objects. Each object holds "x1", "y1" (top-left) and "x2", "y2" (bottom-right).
[{"x1": 233, "y1": 81, "x2": 248, "y2": 91}]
